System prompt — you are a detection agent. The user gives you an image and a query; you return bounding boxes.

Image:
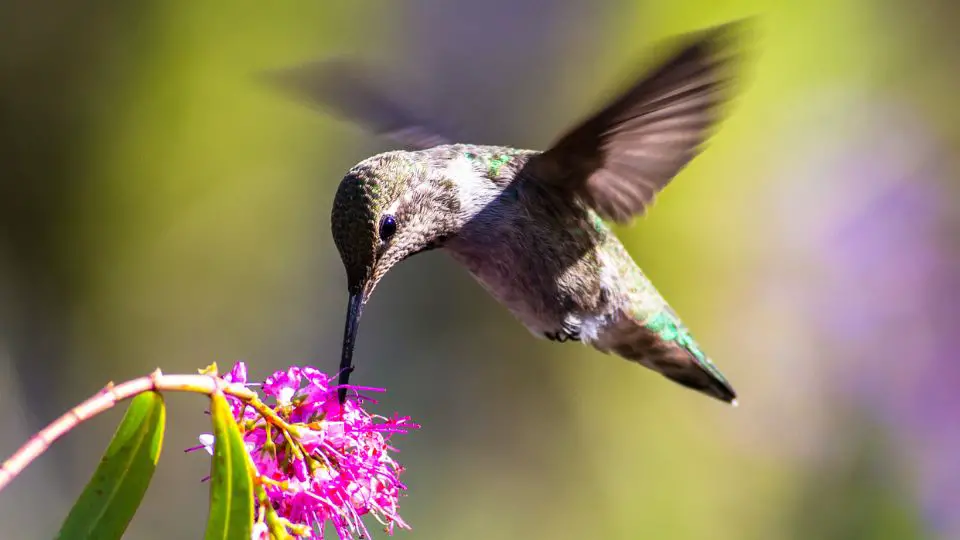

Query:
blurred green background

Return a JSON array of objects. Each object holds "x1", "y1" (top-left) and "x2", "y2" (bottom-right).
[{"x1": 1, "y1": 0, "x2": 957, "y2": 538}]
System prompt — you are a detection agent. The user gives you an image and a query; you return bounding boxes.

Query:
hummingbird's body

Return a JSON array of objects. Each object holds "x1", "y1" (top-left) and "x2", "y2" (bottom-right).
[
  {"x1": 427, "y1": 144, "x2": 639, "y2": 341},
  {"x1": 271, "y1": 21, "x2": 747, "y2": 404}
]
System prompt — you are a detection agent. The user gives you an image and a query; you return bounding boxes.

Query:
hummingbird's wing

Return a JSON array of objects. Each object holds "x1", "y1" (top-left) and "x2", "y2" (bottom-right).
[
  {"x1": 261, "y1": 59, "x2": 453, "y2": 150},
  {"x1": 526, "y1": 20, "x2": 747, "y2": 223}
]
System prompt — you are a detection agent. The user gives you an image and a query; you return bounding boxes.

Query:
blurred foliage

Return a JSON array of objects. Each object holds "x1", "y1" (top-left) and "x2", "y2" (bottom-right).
[
  {"x1": 787, "y1": 411, "x2": 925, "y2": 540},
  {"x1": 1, "y1": 0, "x2": 956, "y2": 538}
]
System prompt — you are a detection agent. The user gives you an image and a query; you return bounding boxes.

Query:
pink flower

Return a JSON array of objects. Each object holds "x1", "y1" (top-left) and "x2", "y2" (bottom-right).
[
  {"x1": 252, "y1": 522, "x2": 271, "y2": 540},
  {"x1": 188, "y1": 362, "x2": 418, "y2": 539}
]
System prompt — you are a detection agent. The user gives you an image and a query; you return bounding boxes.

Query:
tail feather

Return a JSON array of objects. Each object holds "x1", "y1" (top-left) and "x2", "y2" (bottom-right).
[{"x1": 592, "y1": 307, "x2": 737, "y2": 404}]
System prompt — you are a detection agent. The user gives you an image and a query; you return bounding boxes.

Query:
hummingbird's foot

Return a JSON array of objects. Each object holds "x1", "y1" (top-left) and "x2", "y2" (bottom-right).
[
  {"x1": 544, "y1": 329, "x2": 581, "y2": 343},
  {"x1": 544, "y1": 331, "x2": 565, "y2": 342}
]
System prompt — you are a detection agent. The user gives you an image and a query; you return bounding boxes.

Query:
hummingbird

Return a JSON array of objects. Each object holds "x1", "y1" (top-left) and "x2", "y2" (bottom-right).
[{"x1": 269, "y1": 21, "x2": 747, "y2": 406}]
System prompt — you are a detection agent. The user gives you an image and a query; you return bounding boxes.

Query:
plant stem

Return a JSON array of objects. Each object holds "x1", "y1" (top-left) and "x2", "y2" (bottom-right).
[{"x1": 0, "y1": 368, "x2": 258, "y2": 492}]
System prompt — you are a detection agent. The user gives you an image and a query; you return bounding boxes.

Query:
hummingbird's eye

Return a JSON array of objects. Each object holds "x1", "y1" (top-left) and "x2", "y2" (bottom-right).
[{"x1": 378, "y1": 214, "x2": 397, "y2": 241}]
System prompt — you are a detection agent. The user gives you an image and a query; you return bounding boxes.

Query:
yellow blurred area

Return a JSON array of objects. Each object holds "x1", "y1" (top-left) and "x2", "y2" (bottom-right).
[{"x1": 1, "y1": 0, "x2": 956, "y2": 538}]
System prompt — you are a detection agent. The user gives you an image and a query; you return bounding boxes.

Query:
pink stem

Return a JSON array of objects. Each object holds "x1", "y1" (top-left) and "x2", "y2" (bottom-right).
[{"x1": 0, "y1": 369, "x2": 248, "y2": 492}]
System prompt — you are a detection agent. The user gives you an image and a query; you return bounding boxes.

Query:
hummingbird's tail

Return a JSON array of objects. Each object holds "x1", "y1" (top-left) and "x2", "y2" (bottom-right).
[{"x1": 592, "y1": 307, "x2": 738, "y2": 404}]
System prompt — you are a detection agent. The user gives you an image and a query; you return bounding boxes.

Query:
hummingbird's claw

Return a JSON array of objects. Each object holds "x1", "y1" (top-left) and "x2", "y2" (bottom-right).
[{"x1": 544, "y1": 329, "x2": 581, "y2": 343}]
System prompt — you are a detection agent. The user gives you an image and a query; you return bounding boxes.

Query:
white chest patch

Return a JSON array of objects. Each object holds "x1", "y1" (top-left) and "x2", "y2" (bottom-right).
[{"x1": 444, "y1": 155, "x2": 500, "y2": 219}]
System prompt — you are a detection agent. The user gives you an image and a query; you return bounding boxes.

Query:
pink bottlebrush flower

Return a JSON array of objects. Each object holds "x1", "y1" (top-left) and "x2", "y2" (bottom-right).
[{"x1": 188, "y1": 362, "x2": 419, "y2": 539}]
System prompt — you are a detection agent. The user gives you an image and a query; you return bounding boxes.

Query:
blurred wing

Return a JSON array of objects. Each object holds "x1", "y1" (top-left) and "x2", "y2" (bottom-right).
[
  {"x1": 527, "y1": 20, "x2": 748, "y2": 222},
  {"x1": 262, "y1": 58, "x2": 452, "y2": 150}
]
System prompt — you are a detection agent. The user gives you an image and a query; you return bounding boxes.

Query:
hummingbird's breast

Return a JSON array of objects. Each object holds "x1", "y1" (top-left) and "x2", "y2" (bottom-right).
[{"x1": 443, "y1": 171, "x2": 624, "y2": 340}]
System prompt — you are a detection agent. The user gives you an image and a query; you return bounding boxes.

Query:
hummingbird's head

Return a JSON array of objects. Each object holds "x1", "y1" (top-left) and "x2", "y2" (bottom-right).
[{"x1": 330, "y1": 151, "x2": 460, "y2": 402}]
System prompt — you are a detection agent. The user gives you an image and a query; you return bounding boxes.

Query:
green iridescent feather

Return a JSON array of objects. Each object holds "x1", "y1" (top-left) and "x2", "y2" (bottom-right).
[{"x1": 643, "y1": 310, "x2": 732, "y2": 389}]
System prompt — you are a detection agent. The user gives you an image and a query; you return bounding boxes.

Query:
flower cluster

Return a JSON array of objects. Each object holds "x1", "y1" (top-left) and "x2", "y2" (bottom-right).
[{"x1": 188, "y1": 362, "x2": 418, "y2": 539}]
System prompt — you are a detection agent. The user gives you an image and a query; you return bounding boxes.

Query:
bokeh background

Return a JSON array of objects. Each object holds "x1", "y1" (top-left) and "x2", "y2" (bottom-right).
[{"x1": 1, "y1": 0, "x2": 957, "y2": 538}]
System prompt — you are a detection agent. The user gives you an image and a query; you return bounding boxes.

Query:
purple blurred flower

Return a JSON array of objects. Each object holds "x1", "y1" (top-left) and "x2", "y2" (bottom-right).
[{"x1": 188, "y1": 362, "x2": 418, "y2": 539}]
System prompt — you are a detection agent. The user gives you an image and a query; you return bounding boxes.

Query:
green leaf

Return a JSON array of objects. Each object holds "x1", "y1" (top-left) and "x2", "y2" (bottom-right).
[
  {"x1": 57, "y1": 391, "x2": 166, "y2": 540},
  {"x1": 204, "y1": 392, "x2": 254, "y2": 540}
]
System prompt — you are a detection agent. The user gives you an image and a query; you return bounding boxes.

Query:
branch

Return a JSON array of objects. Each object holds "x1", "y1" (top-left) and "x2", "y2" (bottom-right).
[{"x1": 0, "y1": 368, "x2": 256, "y2": 492}]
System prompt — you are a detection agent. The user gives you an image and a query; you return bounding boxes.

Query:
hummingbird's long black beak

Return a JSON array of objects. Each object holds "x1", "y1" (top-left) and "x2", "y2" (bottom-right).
[{"x1": 337, "y1": 291, "x2": 365, "y2": 405}]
